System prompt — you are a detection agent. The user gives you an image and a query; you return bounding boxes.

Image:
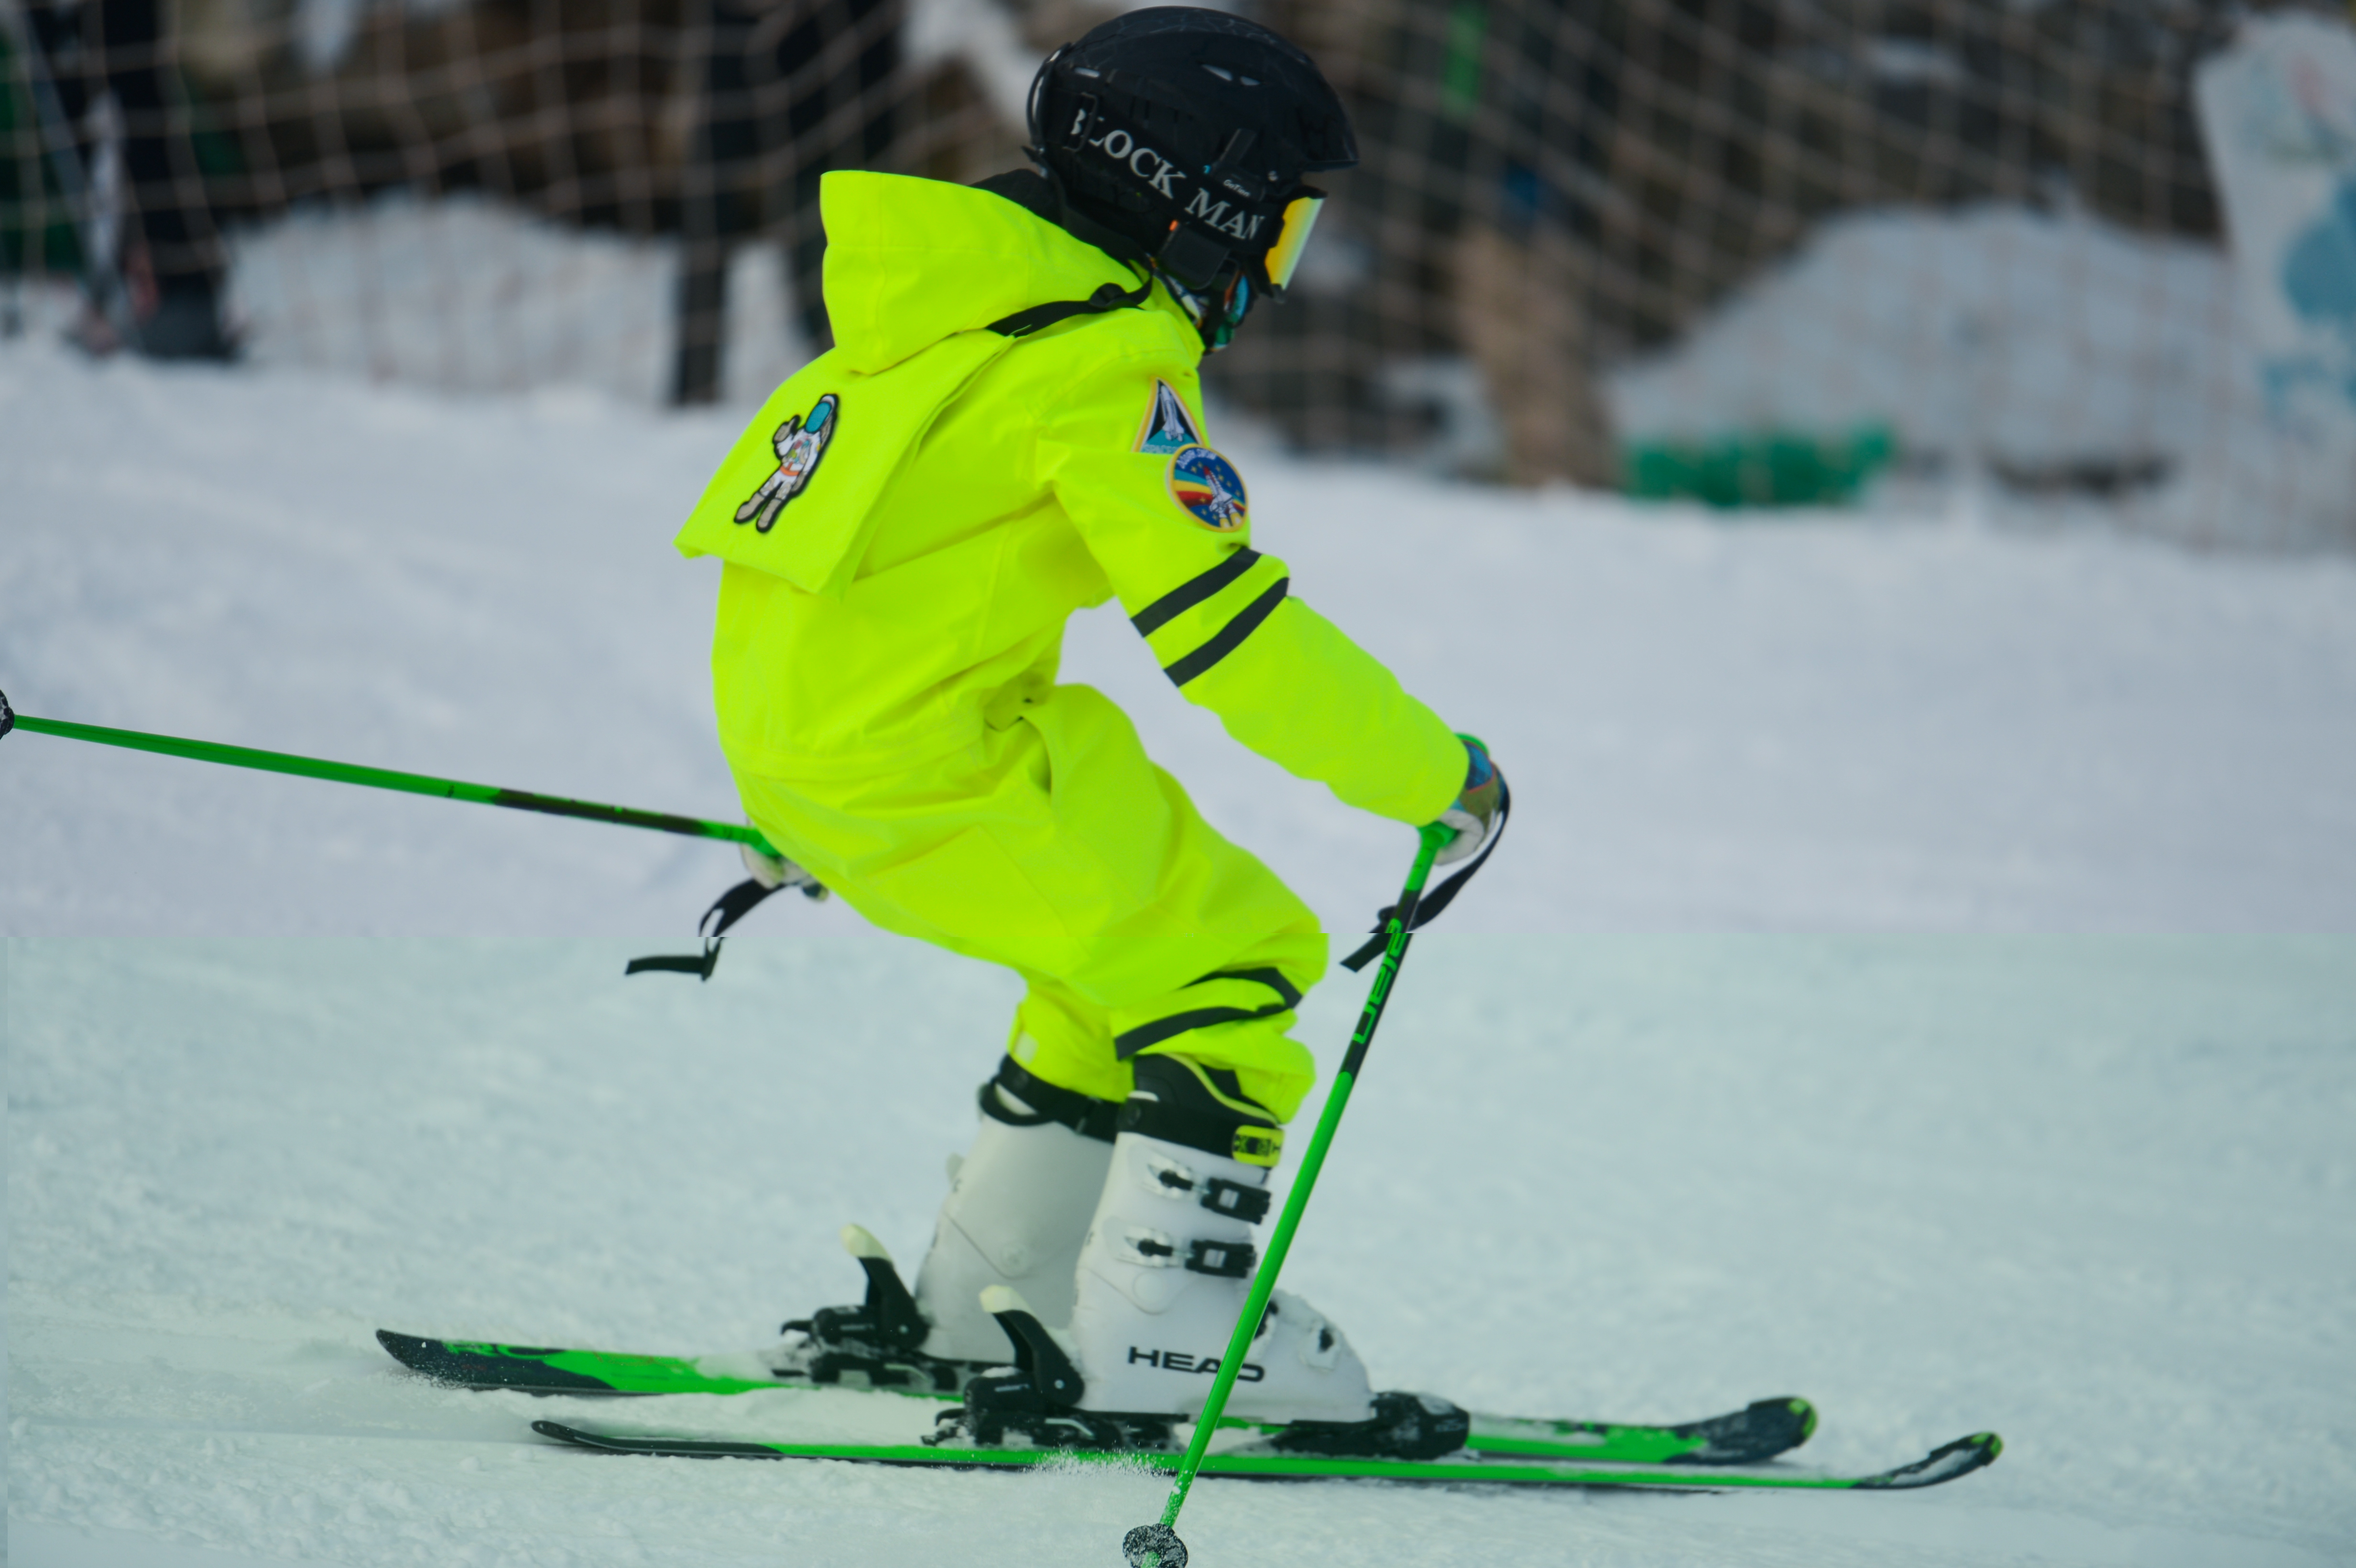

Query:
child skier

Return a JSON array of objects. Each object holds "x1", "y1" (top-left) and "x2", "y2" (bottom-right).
[{"x1": 676, "y1": 7, "x2": 1503, "y2": 1455}]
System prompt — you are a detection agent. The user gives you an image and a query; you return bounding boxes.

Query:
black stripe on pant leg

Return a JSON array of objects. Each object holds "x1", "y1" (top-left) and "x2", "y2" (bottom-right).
[
  {"x1": 1113, "y1": 1002, "x2": 1292, "y2": 1060},
  {"x1": 1162, "y1": 580, "x2": 1288, "y2": 687},
  {"x1": 1185, "y1": 966, "x2": 1304, "y2": 1011}
]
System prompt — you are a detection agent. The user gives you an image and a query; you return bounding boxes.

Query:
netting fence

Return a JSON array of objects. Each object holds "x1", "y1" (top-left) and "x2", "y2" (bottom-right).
[{"x1": 5, "y1": 0, "x2": 2353, "y2": 546}]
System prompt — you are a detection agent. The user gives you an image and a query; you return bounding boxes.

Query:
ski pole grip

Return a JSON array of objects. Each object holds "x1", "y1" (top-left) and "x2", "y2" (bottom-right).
[{"x1": 1340, "y1": 812, "x2": 1485, "y2": 972}]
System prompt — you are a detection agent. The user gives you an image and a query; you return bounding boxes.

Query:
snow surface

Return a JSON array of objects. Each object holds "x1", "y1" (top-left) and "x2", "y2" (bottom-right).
[
  {"x1": 10, "y1": 940, "x2": 2353, "y2": 1567},
  {"x1": 6, "y1": 339, "x2": 2356, "y2": 1566}
]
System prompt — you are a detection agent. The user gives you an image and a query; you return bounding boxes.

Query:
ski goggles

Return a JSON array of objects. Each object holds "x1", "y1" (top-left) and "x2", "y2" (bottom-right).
[
  {"x1": 1194, "y1": 271, "x2": 1253, "y2": 354},
  {"x1": 1261, "y1": 190, "x2": 1326, "y2": 294}
]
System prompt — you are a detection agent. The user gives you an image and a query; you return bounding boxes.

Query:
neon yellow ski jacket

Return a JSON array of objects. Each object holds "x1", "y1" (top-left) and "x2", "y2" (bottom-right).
[{"x1": 679, "y1": 169, "x2": 1464, "y2": 841}]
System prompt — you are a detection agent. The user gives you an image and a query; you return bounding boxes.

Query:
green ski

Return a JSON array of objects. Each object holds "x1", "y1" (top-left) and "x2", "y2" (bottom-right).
[
  {"x1": 379, "y1": 1330, "x2": 1815, "y2": 1467},
  {"x1": 527, "y1": 1418, "x2": 2002, "y2": 1492}
]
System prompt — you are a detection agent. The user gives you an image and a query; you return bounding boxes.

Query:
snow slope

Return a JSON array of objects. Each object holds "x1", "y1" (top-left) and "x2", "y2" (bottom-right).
[
  {"x1": 6, "y1": 340, "x2": 2356, "y2": 1566},
  {"x1": 9, "y1": 939, "x2": 2352, "y2": 1567}
]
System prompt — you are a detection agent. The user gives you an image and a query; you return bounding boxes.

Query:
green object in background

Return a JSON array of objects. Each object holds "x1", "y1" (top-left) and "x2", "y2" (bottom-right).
[
  {"x1": 1441, "y1": 1, "x2": 1486, "y2": 118},
  {"x1": 1622, "y1": 425, "x2": 1898, "y2": 509},
  {"x1": 0, "y1": 26, "x2": 85, "y2": 275}
]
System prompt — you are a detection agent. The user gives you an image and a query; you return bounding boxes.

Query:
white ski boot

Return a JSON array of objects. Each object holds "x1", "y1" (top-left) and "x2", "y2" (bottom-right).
[
  {"x1": 911, "y1": 1055, "x2": 1117, "y2": 1360},
  {"x1": 766, "y1": 1055, "x2": 1117, "y2": 1390},
  {"x1": 938, "y1": 1055, "x2": 1467, "y2": 1458}
]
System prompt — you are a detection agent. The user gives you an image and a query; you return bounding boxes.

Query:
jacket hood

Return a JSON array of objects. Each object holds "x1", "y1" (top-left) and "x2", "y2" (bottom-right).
[{"x1": 820, "y1": 171, "x2": 1154, "y2": 375}]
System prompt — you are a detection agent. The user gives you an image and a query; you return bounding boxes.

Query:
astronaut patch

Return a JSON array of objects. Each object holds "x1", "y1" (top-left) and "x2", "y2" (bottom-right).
[
  {"x1": 1134, "y1": 379, "x2": 1203, "y2": 455},
  {"x1": 734, "y1": 392, "x2": 838, "y2": 532},
  {"x1": 1167, "y1": 445, "x2": 1248, "y2": 532}
]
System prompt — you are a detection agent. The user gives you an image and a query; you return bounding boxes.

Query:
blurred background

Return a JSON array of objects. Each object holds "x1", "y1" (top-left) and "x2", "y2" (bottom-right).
[{"x1": 6, "y1": 0, "x2": 2353, "y2": 550}]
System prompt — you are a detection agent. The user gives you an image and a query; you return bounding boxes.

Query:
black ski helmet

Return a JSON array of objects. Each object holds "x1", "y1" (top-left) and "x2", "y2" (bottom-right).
[{"x1": 1026, "y1": 7, "x2": 1357, "y2": 298}]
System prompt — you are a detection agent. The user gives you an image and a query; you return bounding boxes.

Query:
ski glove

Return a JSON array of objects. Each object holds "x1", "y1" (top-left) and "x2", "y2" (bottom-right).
[
  {"x1": 1433, "y1": 737, "x2": 1503, "y2": 867},
  {"x1": 740, "y1": 837, "x2": 828, "y2": 899}
]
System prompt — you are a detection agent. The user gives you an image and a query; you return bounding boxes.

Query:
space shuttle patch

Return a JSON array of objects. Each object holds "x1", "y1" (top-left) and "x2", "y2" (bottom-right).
[
  {"x1": 1167, "y1": 445, "x2": 1248, "y2": 532},
  {"x1": 1135, "y1": 380, "x2": 1203, "y2": 455}
]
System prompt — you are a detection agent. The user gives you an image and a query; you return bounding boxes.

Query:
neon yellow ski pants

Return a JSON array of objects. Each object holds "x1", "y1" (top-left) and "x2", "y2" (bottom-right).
[{"x1": 735, "y1": 683, "x2": 1325, "y2": 1122}]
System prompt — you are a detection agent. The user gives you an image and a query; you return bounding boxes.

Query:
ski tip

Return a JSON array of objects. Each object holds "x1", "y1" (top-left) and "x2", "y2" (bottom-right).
[
  {"x1": 376, "y1": 1330, "x2": 620, "y2": 1394},
  {"x1": 533, "y1": 1419, "x2": 634, "y2": 1453},
  {"x1": 533, "y1": 1419, "x2": 643, "y2": 1453},
  {"x1": 377, "y1": 1328, "x2": 436, "y2": 1366},
  {"x1": 1734, "y1": 1395, "x2": 1817, "y2": 1444},
  {"x1": 527, "y1": 1420, "x2": 793, "y2": 1460},
  {"x1": 1670, "y1": 1395, "x2": 1820, "y2": 1464},
  {"x1": 1858, "y1": 1430, "x2": 2003, "y2": 1490}
]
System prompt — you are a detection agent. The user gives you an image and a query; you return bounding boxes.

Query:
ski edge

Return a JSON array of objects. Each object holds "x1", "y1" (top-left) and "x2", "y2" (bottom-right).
[{"x1": 526, "y1": 1419, "x2": 2001, "y2": 1492}]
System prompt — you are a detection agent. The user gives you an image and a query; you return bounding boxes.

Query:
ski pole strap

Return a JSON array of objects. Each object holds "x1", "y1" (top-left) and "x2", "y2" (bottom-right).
[
  {"x1": 701, "y1": 877, "x2": 786, "y2": 941},
  {"x1": 1341, "y1": 777, "x2": 1510, "y2": 972},
  {"x1": 622, "y1": 943, "x2": 725, "y2": 981},
  {"x1": 986, "y1": 277, "x2": 1153, "y2": 338},
  {"x1": 622, "y1": 874, "x2": 809, "y2": 980}
]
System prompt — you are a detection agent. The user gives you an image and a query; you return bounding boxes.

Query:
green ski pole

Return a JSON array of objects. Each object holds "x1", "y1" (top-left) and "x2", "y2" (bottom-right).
[
  {"x1": 1121, "y1": 822, "x2": 1452, "y2": 1568},
  {"x1": 0, "y1": 689, "x2": 778, "y2": 857}
]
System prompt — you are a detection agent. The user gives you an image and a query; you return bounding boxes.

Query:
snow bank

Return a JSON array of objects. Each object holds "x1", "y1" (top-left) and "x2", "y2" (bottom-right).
[
  {"x1": 1605, "y1": 205, "x2": 2355, "y2": 550},
  {"x1": 225, "y1": 195, "x2": 808, "y2": 408}
]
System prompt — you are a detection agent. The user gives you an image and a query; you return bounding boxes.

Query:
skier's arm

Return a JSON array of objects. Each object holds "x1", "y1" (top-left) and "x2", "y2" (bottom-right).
[
  {"x1": 1152, "y1": 569, "x2": 1466, "y2": 824},
  {"x1": 1041, "y1": 382, "x2": 1465, "y2": 826}
]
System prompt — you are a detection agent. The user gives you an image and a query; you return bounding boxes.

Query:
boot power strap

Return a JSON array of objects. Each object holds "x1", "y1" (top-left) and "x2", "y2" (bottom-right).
[
  {"x1": 1119, "y1": 1095, "x2": 1284, "y2": 1167},
  {"x1": 980, "y1": 1055, "x2": 1121, "y2": 1143}
]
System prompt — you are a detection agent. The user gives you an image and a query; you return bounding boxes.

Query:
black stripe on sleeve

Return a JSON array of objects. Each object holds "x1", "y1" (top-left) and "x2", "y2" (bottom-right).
[
  {"x1": 1161, "y1": 579, "x2": 1289, "y2": 687},
  {"x1": 1130, "y1": 549, "x2": 1263, "y2": 637}
]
